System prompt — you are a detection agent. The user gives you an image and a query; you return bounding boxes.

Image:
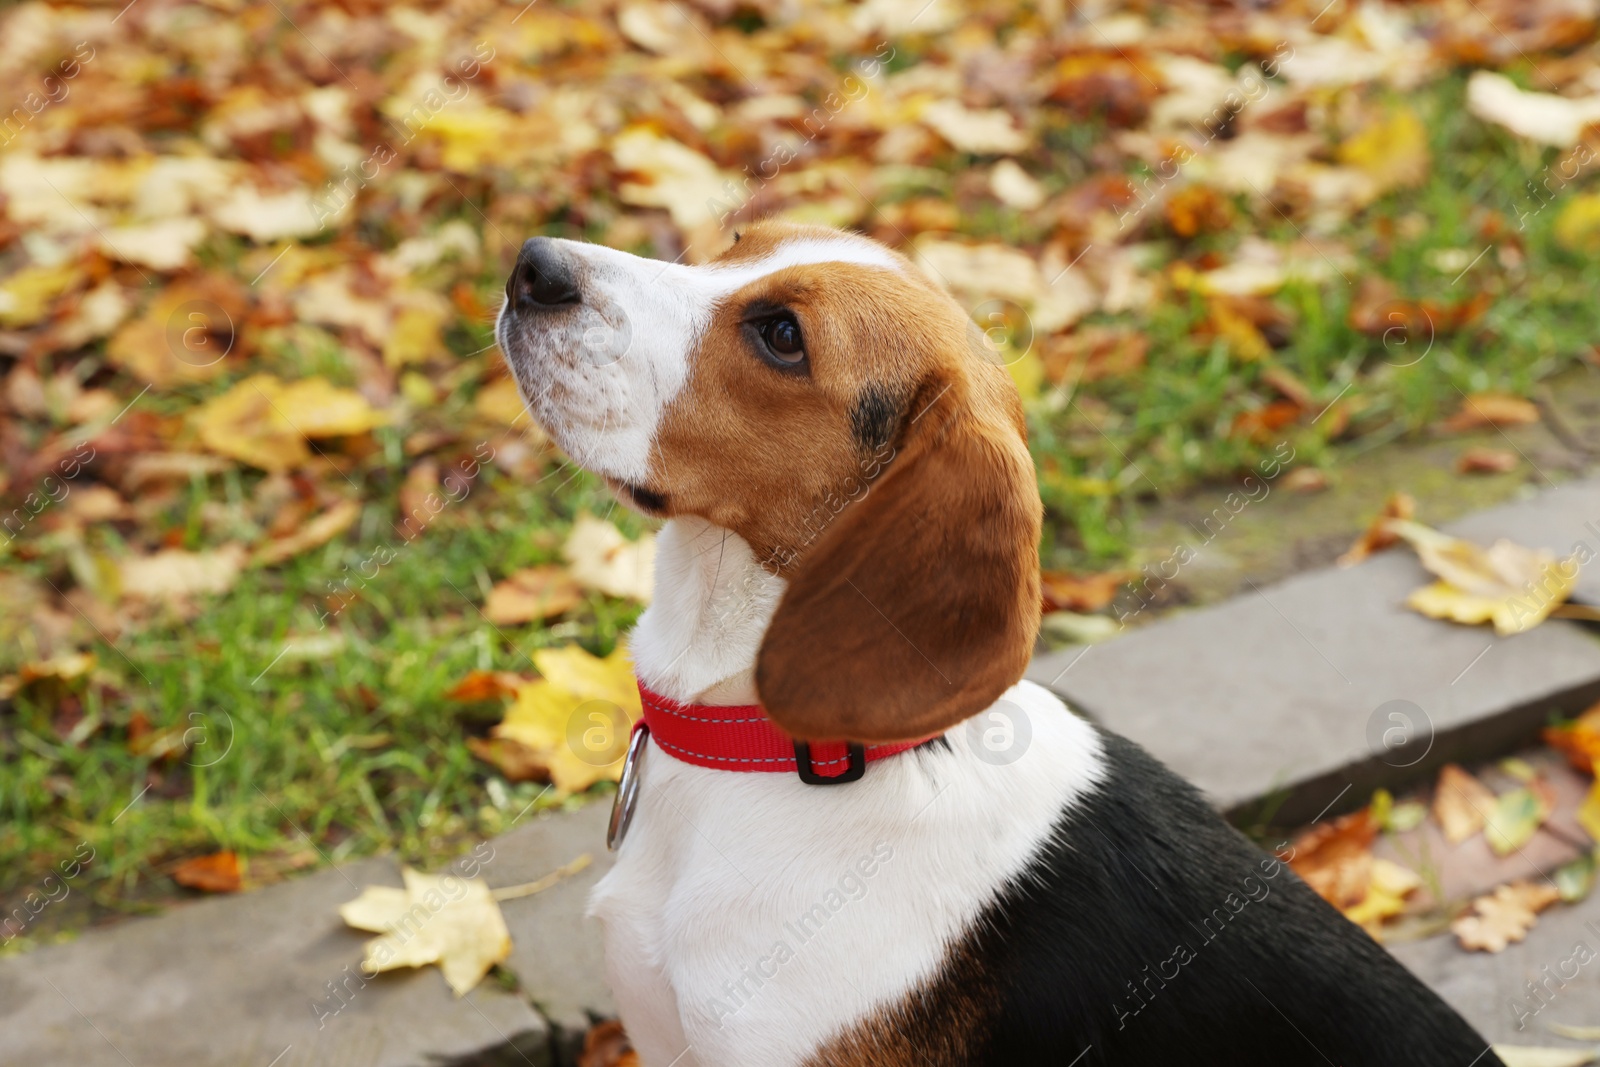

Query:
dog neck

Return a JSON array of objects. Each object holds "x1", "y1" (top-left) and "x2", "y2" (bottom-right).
[{"x1": 629, "y1": 516, "x2": 785, "y2": 707}]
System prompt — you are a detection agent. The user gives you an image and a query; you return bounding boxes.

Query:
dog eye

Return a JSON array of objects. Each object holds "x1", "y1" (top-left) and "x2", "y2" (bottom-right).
[{"x1": 760, "y1": 316, "x2": 805, "y2": 363}]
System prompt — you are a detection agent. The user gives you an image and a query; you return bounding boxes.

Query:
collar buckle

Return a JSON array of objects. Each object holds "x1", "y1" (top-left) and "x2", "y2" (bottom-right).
[{"x1": 793, "y1": 741, "x2": 866, "y2": 785}]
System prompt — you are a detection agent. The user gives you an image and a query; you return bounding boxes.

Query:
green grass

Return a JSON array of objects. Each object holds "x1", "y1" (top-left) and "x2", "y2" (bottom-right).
[{"x1": 4, "y1": 73, "x2": 1598, "y2": 944}]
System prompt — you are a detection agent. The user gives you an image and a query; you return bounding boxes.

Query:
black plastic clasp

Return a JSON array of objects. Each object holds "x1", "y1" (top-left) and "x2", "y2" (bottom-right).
[{"x1": 794, "y1": 741, "x2": 866, "y2": 785}]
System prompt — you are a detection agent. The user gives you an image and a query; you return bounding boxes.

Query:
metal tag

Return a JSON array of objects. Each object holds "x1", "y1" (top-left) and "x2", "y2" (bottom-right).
[{"x1": 607, "y1": 724, "x2": 649, "y2": 851}]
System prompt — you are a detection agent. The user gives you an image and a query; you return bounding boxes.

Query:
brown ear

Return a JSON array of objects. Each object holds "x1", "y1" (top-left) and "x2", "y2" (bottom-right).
[{"x1": 755, "y1": 379, "x2": 1042, "y2": 744}]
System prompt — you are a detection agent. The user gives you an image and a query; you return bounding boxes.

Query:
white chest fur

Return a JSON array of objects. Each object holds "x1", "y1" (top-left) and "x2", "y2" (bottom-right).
[{"x1": 588, "y1": 520, "x2": 1105, "y2": 1067}]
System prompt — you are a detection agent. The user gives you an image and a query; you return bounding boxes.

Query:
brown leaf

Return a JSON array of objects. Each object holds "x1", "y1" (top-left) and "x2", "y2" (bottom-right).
[
  {"x1": 1433, "y1": 763, "x2": 1497, "y2": 844},
  {"x1": 485, "y1": 566, "x2": 586, "y2": 625},
  {"x1": 1260, "y1": 366, "x2": 1314, "y2": 409},
  {"x1": 1039, "y1": 570, "x2": 1132, "y2": 614},
  {"x1": 1452, "y1": 880, "x2": 1561, "y2": 953},
  {"x1": 580, "y1": 1019, "x2": 638, "y2": 1067},
  {"x1": 252, "y1": 498, "x2": 361, "y2": 566},
  {"x1": 1289, "y1": 809, "x2": 1376, "y2": 909},
  {"x1": 467, "y1": 735, "x2": 551, "y2": 783},
  {"x1": 1457, "y1": 447, "x2": 1519, "y2": 474},
  {"x1": 1040, "y1": 327, "x2": 1148, "y2": 385},
  {"x1": 1337, "y1": 491, "x2": 1415, "y2": 566},
  {"x1": 1164, "y1": 185, "x2": 1233, "y2": 238},
  {"x1": 172, "y1": 850, "x2": 242, "y2": 893},
  {"x1": 1542, "y1": 700, "x2": 1600, "y2": 775},
  {"x1": 1280, "y1": 468, "x2": 1329, "y2": 493},
  {"x1": 446, "y1": 670, "x2": 531, "y2": 703},
  {"x1": 1441, "y1": 393, "x2": 1540, "y2": 433},
  {"x1": 1229, "y1": 400, "x2": 1301, "y2": 442}
]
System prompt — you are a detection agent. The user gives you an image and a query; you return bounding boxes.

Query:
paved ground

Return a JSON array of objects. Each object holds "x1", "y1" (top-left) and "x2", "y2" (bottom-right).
[{"x1": 5, "y1": 476, "x2": 1599, "y2": 1065}]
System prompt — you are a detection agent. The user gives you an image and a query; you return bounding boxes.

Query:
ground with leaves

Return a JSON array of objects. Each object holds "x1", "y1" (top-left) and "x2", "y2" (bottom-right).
[{"x1": 3, "y1": 0, "x2": 1600, "y2": 942}]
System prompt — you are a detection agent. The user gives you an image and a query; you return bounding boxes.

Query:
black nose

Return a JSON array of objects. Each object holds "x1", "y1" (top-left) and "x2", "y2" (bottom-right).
[{"x1": 507, "y1": 237, "x2": 581, "y2": 311}]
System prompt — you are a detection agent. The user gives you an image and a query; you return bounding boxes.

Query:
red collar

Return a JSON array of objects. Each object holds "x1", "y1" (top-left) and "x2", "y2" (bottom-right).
[{"x1": 636, "y1": 681, "x2": 929, "y2": 783}]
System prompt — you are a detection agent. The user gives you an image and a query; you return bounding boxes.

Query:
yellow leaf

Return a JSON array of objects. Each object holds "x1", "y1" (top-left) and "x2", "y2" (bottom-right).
[
  {"x1": 563, "y1": 515, "x2": 655, "y2": 602},
  {"x1": 383, "y1": 305, "x2": 447, "y2": 368},
  {"x1": 487, "y1": 644, "x2": 641, "y2": 794},
  {"x1": 1338, "y1": 106, "x2": 1430, "y2": 192},
  {"x1": 194, "y1": 376, "x2": 309, "y2": 471},
  {"x1": 1006, "y1": 350, "x2": 1045, "y2": 401},
  {"x1": 532, "y1": 644, "x2": 642, "y2": 712},
  {"x1": 1555, "y1": 194, "x2": 1600, "y2": 254},
  {"x1": 277, "y1": 377, "x2": 390, "y2": 437},
  {"x1": 1342, "y1": 858, "x2": 1421, "y2": 934},
  {"x1": 474, "y1": 377, "x2": 529, "y2": 427},
  {"x1": 0, "y1": 263, "x2": 85, "y2": 328},
  {"x1": 1388, "y1": 520, "x2": 1579, "y2": 635},
  {"x1": 1484, "y1": 787, "x2": 1548, "y2": 856},
  {"x1": 339, "y1": 867, "x2": 511, "y2": 996},
  {"x1": 612, "y1": 126, "x2": 729, "y2": 231}
]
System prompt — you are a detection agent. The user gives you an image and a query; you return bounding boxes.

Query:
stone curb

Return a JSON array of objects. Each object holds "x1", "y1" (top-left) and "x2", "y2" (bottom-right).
[{"x1": 0, "y1": 802, "x2": 616, "y2": 1067}]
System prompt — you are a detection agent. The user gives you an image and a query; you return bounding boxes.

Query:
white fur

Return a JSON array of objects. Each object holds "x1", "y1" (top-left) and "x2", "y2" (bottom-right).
[
  {"x1": 590, "y1": 521, "x2": 1106, "y2": 1067},
  {"x1": 495, "y1": 235, "x2": 905, "y2": 486}
]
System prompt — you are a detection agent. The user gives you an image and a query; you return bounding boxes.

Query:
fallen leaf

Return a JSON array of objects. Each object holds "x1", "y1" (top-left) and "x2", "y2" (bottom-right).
[
  {"x1": 1280, "y1": 468, "x2": 1329, "y2": 493},
  {"x1": 563, "y1": 515, "x2": 655, "y2": 603},
  {"x1": 1546, "y1": 702, "x2": 1600, "y2": 774},
  {"x1": 475, "y1": 377, "x2": 529, "y2": 427},
  {"x1": 19, "y1": 651, "x2": 96, "y2": 684},
  {"x1": 1337, "y1": 106, "x2": 1430, "y2": 192},
  {"x1": 989, "y1": 160, "x2": 1045, "y2": 210},
  {"x1": 1338, "y1": 492, "x2": 1416, "y2": 567},
  {"x1": 1555, "y1": 194, "x2": 1600, "y2": 254},
  {"x1": 1040, "y1": 570, "x2": 1132, "y2": 614},
  {"x1": 99, "y1": 217, "x2": 207, "y2": 272},
  {"x1": 580, "y1": 1018, "x2": 639, "y2": 1067},
  {"x1": 1342, "y1": 857, "x2": 1423, "y2": 935},
  {"x1": 252, "y1": 499, "x2": 362, "y2": 566},
  {"x1": 1387, "y1": 519, "x2": 1579, "y2": 635},
  {"x1": 340, "y1": 867, "x2": 511, "y2": 996},
  {"x1": 1554, "y1": 851, "x2": 1596, "y2": 903},
  {"x1": 276, "y1": 378, "x2": 390, "y2": 438},
  {"x1": 194, "y1": 375, "x2": 310, "y2": 471},
  {"x1": 1434, "y1": 763, "x2": 1497, "y2": 844},
  {"x1": 1289, "y1": 808, "x2": 1376, "y2": 909},
  {"x1": 1452, "y1": 880, "x2": 1561, "y2": 952},
  {"x1": 612, "y1": 126, "x2": 728, "y2": 232},
  {"x1": 119, "y1": 545, "x2": 247, "y2": 601},
  {"x1": 1441, "y1": 393, "x2": 1540, "y2": 433},
  {"x1": 1458, "y1": 447, "x2": 1519, "y2": 474},
  {"x1": 1467, "y1": 71, "x2": 1600, "y2": 147},
  {"x1": 1485, "y1": 786, "x2": 1550, "y2": 856},
  {"x1": 486, "y1": 566, "x2": 586, "y2": 625},
  {"x1": 0, "y1": 262, "x2": 84, "y2": 328},
  {"x1": 172, "y1": 851, "x2": 242, "y2": 893},
  {"x1": 446, "y1": 670, "x2": 530, "y2": 702},
  {"x1": 920, "y1": 100, "x2": 1029, "y2": 154},
  {"x1": 482, "y1": 643, "x2": 642, "y2": 793}
]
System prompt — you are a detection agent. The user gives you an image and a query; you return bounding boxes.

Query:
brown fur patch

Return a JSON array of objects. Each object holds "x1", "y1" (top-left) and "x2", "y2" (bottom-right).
[{"x1": 801, "y1": 944, "x2": 995, "y2": 1067}]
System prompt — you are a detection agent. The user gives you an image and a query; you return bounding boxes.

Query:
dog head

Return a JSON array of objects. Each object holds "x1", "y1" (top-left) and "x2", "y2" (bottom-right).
[{"x1": 497, "y1": 222, "x2": 1041, "y2": 743}]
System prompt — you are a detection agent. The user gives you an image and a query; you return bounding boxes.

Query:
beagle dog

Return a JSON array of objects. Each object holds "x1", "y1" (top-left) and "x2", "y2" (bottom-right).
[{"x1": 496, "y1": 222, "x2": 1499, "y2": 1067}]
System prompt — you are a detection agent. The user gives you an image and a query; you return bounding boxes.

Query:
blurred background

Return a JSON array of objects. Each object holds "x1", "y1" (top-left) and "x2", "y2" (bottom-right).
[{"x1": 2, "y1": 0, "x2": 1599, "y2": 947}]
